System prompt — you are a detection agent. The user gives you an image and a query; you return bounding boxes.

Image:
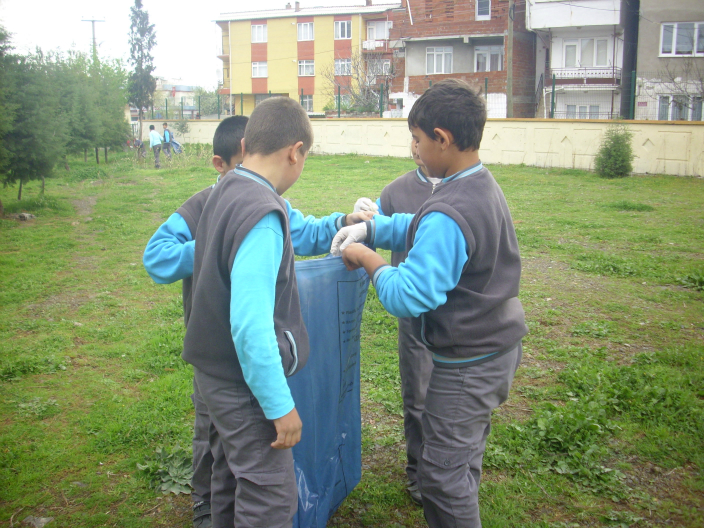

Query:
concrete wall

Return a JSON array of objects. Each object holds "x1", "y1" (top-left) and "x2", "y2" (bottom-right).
[{"x1": 140, "y1": 118, "x2": 704, "y2": 177}]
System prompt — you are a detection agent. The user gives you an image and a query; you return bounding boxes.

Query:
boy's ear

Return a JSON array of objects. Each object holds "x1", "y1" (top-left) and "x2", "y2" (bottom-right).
[
  {"x1": 288, "y1": 141, "x2": 305, "y2": 165},
  {"x1": 433, "y1": 128, "x2": 454, "y2": 150},
  {"x1": 240, "y1": 138, "x2": 246, "y2": 157},
  {"x1": 212, "y1": 155, "x2": 227, "y2": 172}
]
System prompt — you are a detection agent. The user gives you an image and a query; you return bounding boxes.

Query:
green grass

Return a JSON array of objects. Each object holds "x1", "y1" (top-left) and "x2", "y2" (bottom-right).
[{"x1": 1, "y1": 150, "x2": 703, "y2": 527}]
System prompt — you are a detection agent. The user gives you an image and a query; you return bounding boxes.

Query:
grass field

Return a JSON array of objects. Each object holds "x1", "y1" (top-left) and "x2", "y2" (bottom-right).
[{"x1": 1, "y1": 150, "x2": 703, "y2": 527}]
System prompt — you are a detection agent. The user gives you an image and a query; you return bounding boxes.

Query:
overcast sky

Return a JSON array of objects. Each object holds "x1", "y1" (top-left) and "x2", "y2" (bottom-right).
[{"x1": 0, "y1": 0, "x2": 377, "y2": 89}]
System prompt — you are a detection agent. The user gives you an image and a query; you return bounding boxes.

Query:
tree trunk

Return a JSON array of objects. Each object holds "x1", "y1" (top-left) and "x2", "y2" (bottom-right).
[
  {"x1": 64, "y1": 155, "x2": 70, "y2": 172},
  {"x1": 95, "y1": 147, "x2": 99, "y2": 165},
  {"x1": 138, "y1": 112, "x2": 143, "y2": 142},
  {"x1": 104, "y1": 147, "x2": 108, "y2": 163},
  {"x1": 41, "y1": 175, "x2": 45, "y2": 195},
  {"x1": 17, "y1": 179, "x2": 23, "y2": 200},
  {"x1": 84, "y1": 149, "x2": 87, "y2": 162}
]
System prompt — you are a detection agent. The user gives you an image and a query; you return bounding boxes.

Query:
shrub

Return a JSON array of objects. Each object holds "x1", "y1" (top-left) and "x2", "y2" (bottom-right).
[{"x1": 594, "y1": 123, "x2": 634, "y2": 179}]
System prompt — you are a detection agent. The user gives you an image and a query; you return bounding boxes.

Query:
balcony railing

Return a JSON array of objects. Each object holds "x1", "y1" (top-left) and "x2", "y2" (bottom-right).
[
  {"x1": 363, "y1": 40, "x2": 388, "y2": 52},
  {"x1": 548, "y1": 67, "x2": 622, "y2": 85}
]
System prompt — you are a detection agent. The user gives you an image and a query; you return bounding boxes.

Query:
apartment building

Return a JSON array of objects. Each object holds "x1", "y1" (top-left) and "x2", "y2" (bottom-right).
[
  {"x1": 388, "y1": 0, "x2": 536, "y2": 118},
  {"x1": 527, "y1": 0, "x2": 638, "y2": 119},
  {"x1": 215, "y1": 1, "x2": 401, "y2": 115},
  {"x1": 633, "y1": 0, "x2": 704, "y2": 121}
]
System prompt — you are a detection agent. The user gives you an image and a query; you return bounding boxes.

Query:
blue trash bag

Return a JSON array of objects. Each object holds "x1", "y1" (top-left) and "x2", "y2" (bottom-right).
[{"x1": 288, "y1": 256, "x2": 370, "y2": 528}]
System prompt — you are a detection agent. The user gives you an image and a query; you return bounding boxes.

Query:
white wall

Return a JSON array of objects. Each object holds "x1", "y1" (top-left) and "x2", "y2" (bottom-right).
[
  {"x1": 528, "y1": 0, "x2": 621, "y2": 30},
  {"x1": 140, "y1": 118, "x2": 704, "y2": 177}
]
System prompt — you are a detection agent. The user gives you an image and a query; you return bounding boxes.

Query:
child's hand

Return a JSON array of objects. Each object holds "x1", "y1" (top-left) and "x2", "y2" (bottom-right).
[
  {"x1": 340, "y1": 243, "x2": 371, "y2": 270},
  {"x1": 271, "y1": 408, "x2": 303, "y2": 449},
  {"x1": 353, "y1": 197, "x2": 379, "y2": 213},
  {"x1": 331, "y1": 223, "x2": 368, "y2": 256},
  {"x1": 346, "y1": 210, "x2": 375, "y2": 226}
]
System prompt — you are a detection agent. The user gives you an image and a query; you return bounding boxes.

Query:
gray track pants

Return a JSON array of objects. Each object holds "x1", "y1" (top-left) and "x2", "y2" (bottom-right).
[
  {"x1": 191, "y1": 378, "x2": 214, "y2": 504},
  {"x1": 194, "y1": 368, "x2": 297, "y2": 528},
  {"x1": 398, "y1": 317, "x2": 433, "y2": 485},
  {"x1": 152, "y1": 145, "x2": 161, "y2": 168},
  {"x1": 418, "y1": 343, "x2": 522, "y2": 528}
]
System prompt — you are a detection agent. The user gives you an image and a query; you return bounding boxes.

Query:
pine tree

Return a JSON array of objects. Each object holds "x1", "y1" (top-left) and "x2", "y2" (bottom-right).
[{"x1": 127, "y1": 0, "x2": 157, "y2": 139}]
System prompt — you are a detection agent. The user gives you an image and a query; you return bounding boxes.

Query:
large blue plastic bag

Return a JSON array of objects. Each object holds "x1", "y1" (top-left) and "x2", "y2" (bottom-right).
[{"x1": 289, "y1": 256, "x2": 370, "y2": 528}]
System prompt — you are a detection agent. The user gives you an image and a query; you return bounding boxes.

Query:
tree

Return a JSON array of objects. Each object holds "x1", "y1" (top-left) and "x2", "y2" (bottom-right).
[
  {"x1": 94, "y1": 58, "x2": 131, "y2": 161},
  {"x1": 320, "y1": 51, "x2": 399, "y2": 113},
  {"x1": 127, "y1": 0, "x2": 157, "y2": 139},
  {"x1": 640, "y1": 59, "x2": 704, "y2": 120},
  {"x1": 193, "y1": 86, "x2": 220, "y2": 117},
  {"x1": 0, "y1": 26, "x2": 16, "y2": 215},
  {"x1": 1, "y1": 49, "x2": 68, "y2": 199}
]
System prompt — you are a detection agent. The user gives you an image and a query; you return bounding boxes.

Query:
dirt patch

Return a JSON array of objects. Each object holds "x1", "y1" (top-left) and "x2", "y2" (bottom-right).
[{"x1": 71, "y1": 196, "x2": 97, "y2": 217}]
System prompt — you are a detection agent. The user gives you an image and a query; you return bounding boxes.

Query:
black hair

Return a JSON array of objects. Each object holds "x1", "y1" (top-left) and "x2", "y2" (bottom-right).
[
  {"x1": 407, "y1": 79, "x2": 487, "y2": 152},
  {"x1": 213, "y1": 115, "x2": 249, "y2": 164},
  {"x1": 149, "y1": 125, "x2": 155, "y2": 130},
  {"x1": 244, "y1": 97, "x2": 313, "y2": 156}
]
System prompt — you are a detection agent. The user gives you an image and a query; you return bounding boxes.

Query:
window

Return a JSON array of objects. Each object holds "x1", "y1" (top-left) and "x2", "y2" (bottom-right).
[
  {"x1": 335, "y1": 20, "x2": 351, "y2": 40},
  {"x1": 476, "y1": 0, "x2": 491, "y2": 21},
  {"x1": 475, "y1": 46, "x2": 503, "y2": 72},
  {"x1": 660, "y1": 22, "x2": 704, "y2": 56},
  {"x1": 255, "y1": 94, "x2": 272, "y2": 106},
  {"x1": 298, "y1": 60, "x2": 315, "y2": 76},
  {"x1": 298, "y1": 22, "x2": 314, "y2": 41},
  {"x1": 251, "y1": 24, "x2": 267, "y2": 43},
  {"x1": 672, "y1": 96, "x2": 689, "y2": 120},
  {"x1": 589, "y1": 105, "x2": 600, "y2": 119},
  {"x1": 658, "y1": 96, "x2": 670, "y2": 120},
  {"x1": 335, "y1": 58, "x2": 352, "y2": 76},
  {"x1": 693, "y1": 97, "x2": 703, "y2": 121},
  {"x1": 426, "y1": 47, "x2": 452, "y2": 74},
  {"x1": 578, "y1": 105, "x2": 588, "y2": 119},
  {"x1": 301, "y1": 95, "x2": 313, "y2": 112},
  {"x1": 252, "y1": 62, "x2": 268, "y2": 78},
  {"x1": 367, "y1": 20, "x2": 391, "y2": 41},
  {"x1": 566, "y1": 105, "x2": 576, "y2": 119},
  {"x1": 564, "y1": 38, "x2": 609, "y2": 67},
  {"x1": 367, "y1": 59, "x2": 391, "y2": 76}
]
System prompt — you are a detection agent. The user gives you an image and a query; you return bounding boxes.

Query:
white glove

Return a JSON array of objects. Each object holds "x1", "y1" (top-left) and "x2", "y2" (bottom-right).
[
  {"x1": 353, "y1": 197, "x2": 379, "y2": 213},
  {"x1": 330, "y1": 222, "x2": 368, "y2": 256}
]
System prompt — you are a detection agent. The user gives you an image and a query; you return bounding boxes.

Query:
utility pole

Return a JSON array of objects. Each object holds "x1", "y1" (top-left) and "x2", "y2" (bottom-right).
[
  {"x1": 506, "y1": 0, "x2": 514, "y2": 118},
  {"x1": 82, "y1": 17, "x2": 105, "y2": 63}
]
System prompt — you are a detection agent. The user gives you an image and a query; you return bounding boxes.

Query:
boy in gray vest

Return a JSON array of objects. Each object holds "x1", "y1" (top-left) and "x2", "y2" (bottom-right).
[
  {"x1": 144, "y1": 115, "x2": 249, "y2": 528},
  {"x1": 144, "y1": 111, "x2": 371, "y2": 527},
  {"x1": 352, "y1": 142, "x2": 436, "y2": 505},
  {"x1": 181, "y1": 97, "x2": 372, "y2": 528},
  {"x1": 332, "y1": 79, "x2": 528, "y2": 527}
]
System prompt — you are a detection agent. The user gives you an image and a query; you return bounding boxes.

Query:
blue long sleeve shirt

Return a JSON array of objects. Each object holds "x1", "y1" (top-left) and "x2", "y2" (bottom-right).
[{"x1": 143, "y1": 173, "x2": 346, "y2": 418}]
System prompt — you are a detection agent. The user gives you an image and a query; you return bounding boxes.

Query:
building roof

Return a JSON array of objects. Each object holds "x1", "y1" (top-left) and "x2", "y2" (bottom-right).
[{"x1": 216, "y1": 3, "x2": 402, "y2": 22}]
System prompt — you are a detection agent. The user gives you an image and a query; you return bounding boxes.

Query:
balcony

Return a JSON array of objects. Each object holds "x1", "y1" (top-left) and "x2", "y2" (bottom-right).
[
  {"x1": 363, "y1": 40, "x2": 388, "y2": 52},
  {"x1": 547, "y1": 67, "x2": 622, "y2": 87}
]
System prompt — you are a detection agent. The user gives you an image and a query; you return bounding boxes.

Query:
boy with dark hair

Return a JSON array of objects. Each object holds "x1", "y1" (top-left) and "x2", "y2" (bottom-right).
[
  {"x1": 144, "y1": 111, "x2": 371, "y2": 527},
  {"x1": 332, "y1": 79, "x2": 527, "y2": 527},
  {"x1": 162, "y1": 122, "x2": 173, "y2": 160},
  {"x1": 148, "y1": 124, "x2": 162, "y2": 168}
]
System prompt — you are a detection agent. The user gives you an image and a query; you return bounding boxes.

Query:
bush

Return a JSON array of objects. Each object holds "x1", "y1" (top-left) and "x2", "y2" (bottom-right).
[{"x1": 594, "y1": 123, "x2": 634, "y2": 179}]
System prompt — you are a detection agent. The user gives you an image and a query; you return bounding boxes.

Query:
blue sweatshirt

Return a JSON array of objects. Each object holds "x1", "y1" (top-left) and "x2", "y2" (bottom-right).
[
  {"x1": 143, "y1": 170, "x2": 345, "y2": 418},
  {"x1": 367, "y1": 164, "x2": 489, "y2": 319}
]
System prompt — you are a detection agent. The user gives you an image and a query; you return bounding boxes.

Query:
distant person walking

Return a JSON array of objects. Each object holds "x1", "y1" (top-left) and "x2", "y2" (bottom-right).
[
  {"x1": 149, "y1": 125, "x2": 162, "y2": 169},
  {"x1": 162, "y1": 122, "x2": 173, "y2": 160}
]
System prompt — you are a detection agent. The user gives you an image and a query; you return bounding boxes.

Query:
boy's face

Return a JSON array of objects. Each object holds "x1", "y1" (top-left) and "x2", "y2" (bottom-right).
[
  {"x1": 410, "y1": 126, "x2": 445, "y2": 178},
  {"x1": 410, "y1": 138, "x2": 427, "y2": 171},
  {"x1": 162, "y1": 124, "x2": 167, "y2": 130}
]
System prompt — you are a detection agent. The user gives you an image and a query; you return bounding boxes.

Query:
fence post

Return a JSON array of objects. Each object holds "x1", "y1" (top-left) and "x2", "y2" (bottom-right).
[
  {"x1": 165, "y1": 98, "x2": 168, "y2": 120},
  {"x1": 379, "y1": 85, "x2": 384, "y2": 117},
  {"x1": 337, "y1": 85, "x2": 341, "y2": 118},
  {"x1": 217, "y1": 93, "x2": 220, "y2": 119},
  {"x1": 485, "y1": 77, "x2": 488, "y2": 101},
  {"x1": 630, "y1": 70, "x2": 636, "y2": 120},
  {"x1": 550, "y1": 74, "x2": 556, "y2": 119},
  {"x1": 181, "y1": 97, "x2": 184, "y2": 119},
  {"x1": 240, "y1": 93, "x2": 243, "y2": 115}
]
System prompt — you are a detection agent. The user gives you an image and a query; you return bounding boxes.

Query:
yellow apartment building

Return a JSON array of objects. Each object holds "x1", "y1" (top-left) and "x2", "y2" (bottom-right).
[{"x1": 216, "y1": 1, "x2": 400, "y2": 115}]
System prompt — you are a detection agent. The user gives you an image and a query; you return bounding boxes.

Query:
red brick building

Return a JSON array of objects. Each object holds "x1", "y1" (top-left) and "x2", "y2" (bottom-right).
[{"x1": 387, "y1": 0, "x2": 536, "y2": 117}]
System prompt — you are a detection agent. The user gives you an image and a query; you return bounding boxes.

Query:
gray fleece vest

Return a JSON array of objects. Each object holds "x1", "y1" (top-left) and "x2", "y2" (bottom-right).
[
  {"x1": 407, "y1": 166, "x2": 528, "y2": 359},
  {"x1": 379, "y1": 169, "x2": 434, "y2": 267},
  {"x1": 176, "y1": 185, "x2": 213, "y2": 326},
  {"x1": 182, "y1": 171, "x2": 309, "y2": 382}
]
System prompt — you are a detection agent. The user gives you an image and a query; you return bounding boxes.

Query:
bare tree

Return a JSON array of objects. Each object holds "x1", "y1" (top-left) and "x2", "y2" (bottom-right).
[
  {"x1": 320, "y1": 50, "x2": 400, "y2": 113},
  {"x1": 640, "y1": 59, "x2": 704, "y2": 120}
]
